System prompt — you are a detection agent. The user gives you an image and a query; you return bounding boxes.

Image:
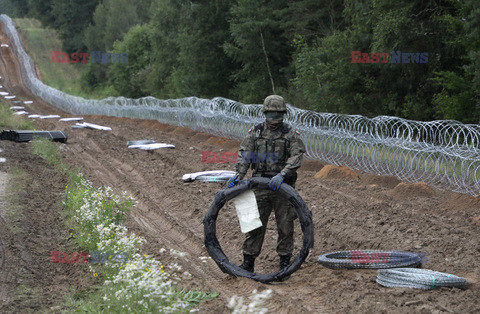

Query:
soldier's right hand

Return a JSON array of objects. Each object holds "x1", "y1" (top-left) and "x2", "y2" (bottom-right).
[{"x1": 227, "y1": 176, "x2": 239, "y2": 188}]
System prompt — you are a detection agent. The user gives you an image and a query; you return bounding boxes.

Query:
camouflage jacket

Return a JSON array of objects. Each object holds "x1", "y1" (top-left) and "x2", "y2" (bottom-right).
[{"x1": 235, "y1": 122, "x2": 306, "y2": 183}]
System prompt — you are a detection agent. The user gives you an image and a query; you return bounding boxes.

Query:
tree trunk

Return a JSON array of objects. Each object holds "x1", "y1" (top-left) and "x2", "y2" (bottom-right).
[{"x1": 260, "y1": 30, "x2": 275, "y2": 94}]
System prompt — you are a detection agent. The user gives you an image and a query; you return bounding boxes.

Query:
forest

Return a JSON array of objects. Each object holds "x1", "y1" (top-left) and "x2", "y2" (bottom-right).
[{"x1": 0, "y1": 0, "x2": 479, "y2": 123}]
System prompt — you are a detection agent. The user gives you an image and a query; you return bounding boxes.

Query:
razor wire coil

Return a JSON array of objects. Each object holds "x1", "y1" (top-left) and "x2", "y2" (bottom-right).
[
  {"x1": 317, "y1": 250, "x2": 421, "y2": 269},
  {"x1": 203, "y1": 177, "x2": 314, "y2": 283},
  {"x1": 1, "y1": 14, "x2": 479, "y2": 196},
  {"x1": 376, "y1": 268, "x2": 467, "y2": 289}
]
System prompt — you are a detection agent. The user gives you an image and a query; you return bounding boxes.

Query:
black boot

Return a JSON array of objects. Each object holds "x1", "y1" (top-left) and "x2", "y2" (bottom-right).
[
  {"x1": 279, "y1": 254, "x2": 291, "y2": 270},
  {"x1": 240, "y1": 254, "x2": 255, "y2": 272}
]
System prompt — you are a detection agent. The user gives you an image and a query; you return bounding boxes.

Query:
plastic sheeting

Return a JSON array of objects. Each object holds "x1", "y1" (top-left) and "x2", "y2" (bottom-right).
[
  {"x1": 59, "y1": 117, "x2": 83, "y2": 122},
  {"x1": 75, "y1": 122, "x2": 112, "y2": 131},
  {"x1": 182, "y1": 170, "x2": 235, "y2": 182},
  {"x1": 232, "y1": 190, "x2": 262, "y2": 233},
  {"x1": 128, "y1": 143, "x2": 175, "y2": 150}
]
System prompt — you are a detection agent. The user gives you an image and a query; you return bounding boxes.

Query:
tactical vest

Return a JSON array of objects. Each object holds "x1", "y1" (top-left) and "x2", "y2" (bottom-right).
[{"x1": 251, "y1": 123, "x2": 291, "y2": 177}]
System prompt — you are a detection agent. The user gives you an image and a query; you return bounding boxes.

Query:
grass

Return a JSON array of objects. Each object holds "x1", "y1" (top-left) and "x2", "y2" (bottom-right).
[
  {"x1": 0, "y1": 100, "x2": 33, "y2": 234},
  {"x1": 12, "y1": 18, "x2": 106, "y2": 100},
  {"x1": 0, "y1": 101, "x2": 34, "y2": 130},
  {"x1": 30, "y1": 138, "x2": 219, "y2": 312},
  {"x1": 30, "y1": 137, "x2": 66, "y2": 171}
]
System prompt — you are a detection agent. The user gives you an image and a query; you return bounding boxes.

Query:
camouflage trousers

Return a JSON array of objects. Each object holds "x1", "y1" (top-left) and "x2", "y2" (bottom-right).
[{"x1": 242, "y1": 188, "x2": 296, "y2": 257}]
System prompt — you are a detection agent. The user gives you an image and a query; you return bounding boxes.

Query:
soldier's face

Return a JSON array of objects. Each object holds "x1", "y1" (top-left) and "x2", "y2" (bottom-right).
[
  {"x1": 265, "y1": 111, "x2": 284, "y2": 130},
  {"x1": 265, "y1": 111, "x2": 285, "y2": 120}
]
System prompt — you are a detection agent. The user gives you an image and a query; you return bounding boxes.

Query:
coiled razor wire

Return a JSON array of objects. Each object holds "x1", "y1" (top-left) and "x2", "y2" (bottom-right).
[
  {"x1": 1, "y1": 14, "x2": 479, "y2": 196},
  {"x1": 203, "y1": 177, "x2": 314, "y2": 283},
  {"x1": 377, "y1": 268, "x2": 467, "y2": 290},
  {"x1": 317, "y1": 250, "x2": 421, "y2": 269}
]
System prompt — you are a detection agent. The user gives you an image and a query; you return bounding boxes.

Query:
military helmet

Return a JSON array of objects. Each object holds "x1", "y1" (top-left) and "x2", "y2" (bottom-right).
[{"x1": 262, "y1": 95, "x2": 287, "y2": 112}]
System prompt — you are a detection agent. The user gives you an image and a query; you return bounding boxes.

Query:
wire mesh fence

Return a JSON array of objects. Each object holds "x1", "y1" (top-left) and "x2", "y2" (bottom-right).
[{"x1": 1, "y1": 14, "x2": 479, "y2": 196}]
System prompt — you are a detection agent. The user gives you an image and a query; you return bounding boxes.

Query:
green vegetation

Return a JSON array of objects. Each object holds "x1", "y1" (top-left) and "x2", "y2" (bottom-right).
[
  {"x1": 0, "y1": 100, "x2": 34, "y2": 129},
  {"x1": 12, "y1": 18, "x2": 108, "y2": 99},
  {"x1": 2, "y1": 0, "x2": 479, "y2": 123},
  {"x1": 30, "y1": 138, "x2": 218, "y2": 312},
  {"x1": 30, "y1": 137, "x2": 64, "y2": 168}
]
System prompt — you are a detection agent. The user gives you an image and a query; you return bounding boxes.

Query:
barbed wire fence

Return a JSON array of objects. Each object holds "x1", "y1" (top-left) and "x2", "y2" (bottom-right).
[{"x1": 1, "y1": 14, "x2": 479, "y2": 196}]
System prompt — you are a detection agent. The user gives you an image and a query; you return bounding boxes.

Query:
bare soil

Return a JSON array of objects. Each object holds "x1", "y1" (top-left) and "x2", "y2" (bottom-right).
[{"x1": 1, "y1": 23, "x2": 479, "y2": 313}]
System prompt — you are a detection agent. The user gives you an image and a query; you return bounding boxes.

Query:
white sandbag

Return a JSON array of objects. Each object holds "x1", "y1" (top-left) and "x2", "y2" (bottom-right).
[
  {"x1": 1, "y1": 44, "x2": 9, "y2": 47},
  {"x1": 0, "y1": 92, "x2": 8, "y2": 96},
  {"x1": 4, "y1": 95, "x2": 16, "y2": 99},
  {"x1": 13, "y1": 111, "x2": 28, "y2": 115},
  {"x1": 59, "y1": 117, "x2": 84, "y2": 122},
  {"x1": 10, "y1": 106, "x2": 24, "y2": 110},
  {"x1": 0, "y1": 158, "x2": 6, "y2": 163},
  {"x1": 23, "y1": 101, "x2": 33, "y2": 104},
  {"x1": 39, "y1": 115, "x2": 61, "y2": 119},
  {"x1": 28, "y1": 114, "x2": 41, "y2": 118},
  {"x1": 182, "y1": 170, "x2": 235, "y2": 181},
  {"x1": 75, "y1": 122, "x2": 112, "y2": 131},
  {"x1": 128, "y1": 143, "x2": 175, "y2": 150},
  {"x1": 232, "y1": 190, "x2": 262, "y2": 233}
]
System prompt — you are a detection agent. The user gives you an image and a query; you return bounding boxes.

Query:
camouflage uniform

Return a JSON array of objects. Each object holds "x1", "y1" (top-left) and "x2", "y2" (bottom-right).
[{"x1": 235, "y1": 120, "x2": 306, "y2": 257}]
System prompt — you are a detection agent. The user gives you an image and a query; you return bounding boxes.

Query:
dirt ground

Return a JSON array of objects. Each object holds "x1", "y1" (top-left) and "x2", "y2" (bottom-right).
[{"x1": 1, "y1": 22, "x2": 479, "y2": 313}]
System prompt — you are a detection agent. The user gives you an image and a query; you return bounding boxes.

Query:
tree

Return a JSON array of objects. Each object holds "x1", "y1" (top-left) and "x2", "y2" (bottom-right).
[
  {"x1": 85, "y1": 0, "x2": 151, "y2": 52},
  {"x1": 431, "y1": 0, "x2": 480, "y2": 123},
  {"x1": 50, "y1": 0, "x2": 99, "y2": 53},
  {"x1": 164, "y1": 0, "x2": 235, "y2": 98},
  {"x1": 28, "y1": 0, "x2": 55, "y2": 26},
  {"x1": 107, "y1": 24, "x2": 153, "y2": 98},
  {"x1": 141, "y1": 0, "x2": 186, "y2": 97},
  {"x1": 224, "y1": 0, "x2": 292, "y2": 103},
  {"x1": 0, "y1": 0, "x2": 29, "y2": 17}
]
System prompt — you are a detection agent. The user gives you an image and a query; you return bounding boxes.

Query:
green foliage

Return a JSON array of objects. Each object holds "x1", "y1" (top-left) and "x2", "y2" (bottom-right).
[
  {"x1": 224, "y1": 0, "x2": 292, "y2": 103},
  {"x1": 50, "y1": 0, "x2": 99, "y2": 53},
  {"x1": 5, "y1": 0, "x2": 480, "y2": 123},
  {"x1": 107, "y1": 24, "x2": 153, "y2": 98},
  {"x1": 0, "y1": 101, "x2": 34, "y2": 130},
  {"x1": 85, "y1": 0, "x2": 150, "y2": 52},
  {"x1": 31, "y1": 138, "x2": 63, "y2": 166},
  {"x1": 0, "y1": 0, "x2": 28, "y2": 17},
  {"x1": 27, "y1": 0, "x2": 55, "y2": 26},
  {"x1": 62, "y1": 171, "x2": 217, "y2": 312},
  {"x1": 164, "y1": 0, "x2": 234, "y2": 99}
]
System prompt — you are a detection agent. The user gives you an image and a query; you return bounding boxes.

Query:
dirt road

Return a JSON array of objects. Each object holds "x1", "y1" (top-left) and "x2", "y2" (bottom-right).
[{"x1": 1, "y1": 22, "x2": 479, "y2": 313}]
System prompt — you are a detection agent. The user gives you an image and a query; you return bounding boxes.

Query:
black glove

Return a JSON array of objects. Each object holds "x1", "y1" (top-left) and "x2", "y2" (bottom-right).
[{"x1": 268, "y1": 172, "x2": 284, "y2": 191}]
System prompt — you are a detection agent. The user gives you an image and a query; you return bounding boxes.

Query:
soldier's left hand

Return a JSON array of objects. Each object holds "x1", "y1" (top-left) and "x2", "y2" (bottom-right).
[{"x1": 269, "y1": 173, "x2": 284, "y2": 191}]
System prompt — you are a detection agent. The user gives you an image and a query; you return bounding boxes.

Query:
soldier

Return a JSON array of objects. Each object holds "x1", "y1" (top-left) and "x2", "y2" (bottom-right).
[{"x1": 227, "y1": 95, "x2": 306, "y2": 273}]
